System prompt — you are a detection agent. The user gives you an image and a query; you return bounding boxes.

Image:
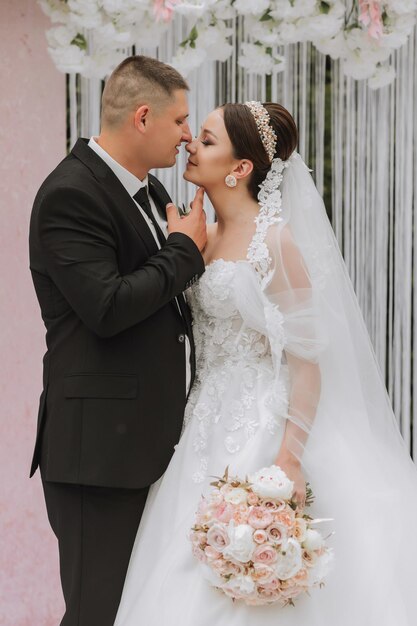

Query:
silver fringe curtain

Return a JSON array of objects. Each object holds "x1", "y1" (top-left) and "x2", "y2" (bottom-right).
[{"x1": 68, "y1": 21, "x2": 417, "y2": 457}]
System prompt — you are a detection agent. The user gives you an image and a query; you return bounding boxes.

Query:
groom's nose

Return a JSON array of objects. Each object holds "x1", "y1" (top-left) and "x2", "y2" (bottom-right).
[{"x1": 181, "y1": 122, "x2": 192, "y2": 143}]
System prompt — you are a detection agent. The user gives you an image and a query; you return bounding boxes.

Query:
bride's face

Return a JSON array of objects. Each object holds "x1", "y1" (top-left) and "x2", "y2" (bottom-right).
[{"x1": 184, "y1": 109, "x2": 237, "y2": 189}]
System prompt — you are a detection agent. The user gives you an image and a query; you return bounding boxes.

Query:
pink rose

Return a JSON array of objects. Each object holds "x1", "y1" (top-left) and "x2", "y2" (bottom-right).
[
  {"x1": 253, "y1": 529, "x2": 268, "y2": 544},
  {"x1": 266, "y1": 523, "x2": 287, "y2": 546},
  {"x1": 248, "y1": 507, "x2": 274, "y2": 529},
  {"x1": 214, "y1": 502, "x2": 234, "y2": 523},
  {"x1": 190, "y1": 530, "x2": 207, "y2": 547},
  {"x1": 260, "y1": 576, "x2": 280, "y2": 591},
  {"x1": 204, "y1": 546, "x2": 221, "y2": 561},
  {"x1": 192, "y1": 544, "x2": 207, "y2": 563},
  {"x1": 252, "y1": 543, "x2": 277, "y2": 565},
  {"x1": 207, "y1": 523, "x2": 230, "y2": 552}
]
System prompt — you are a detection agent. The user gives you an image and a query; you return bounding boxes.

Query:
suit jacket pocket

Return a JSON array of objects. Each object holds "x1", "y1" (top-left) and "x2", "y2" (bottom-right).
[{"x1": 64, "y1": 374, "x2": 138, "y2": 399}]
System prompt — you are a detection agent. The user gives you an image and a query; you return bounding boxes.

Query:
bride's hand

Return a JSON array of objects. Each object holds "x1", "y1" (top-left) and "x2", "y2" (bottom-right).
[{"x1": 274, "y1": 454, "x2": 306, "y2": 511}]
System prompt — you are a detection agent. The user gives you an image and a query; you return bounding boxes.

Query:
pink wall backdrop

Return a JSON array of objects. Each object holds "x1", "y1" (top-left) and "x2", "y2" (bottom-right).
[{"x1": 0, "y1": 1, "x2": 66, "y2": 623}]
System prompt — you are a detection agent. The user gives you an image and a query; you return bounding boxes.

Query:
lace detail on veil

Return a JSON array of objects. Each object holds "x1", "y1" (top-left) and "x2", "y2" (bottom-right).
[{"x1": 246, "y1": 157, "x2": 289, "y2": 284}]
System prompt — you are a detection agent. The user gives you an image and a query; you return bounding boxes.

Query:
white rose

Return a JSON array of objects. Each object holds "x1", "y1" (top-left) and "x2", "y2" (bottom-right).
[
  {"x1": 314, "y1": 32, "x2": 347, "y2": 59},
  {"x1": 303, "y1": 529, "x2": 324, "y2": 551},
  {"x1": 275, "y1": 538, "x2": 303, "y2": 580},
  {"x1": 222, "y1": 574, "x2": 256, "y2": 597},
  {"x1": 249, "y1": 466, "x2": 294, "y2": 500},
  {"x1": 224, "y1": 488, "x2": 248, "y2": 506},
  {"x1": 223, "y1": 522, "x2": 255, "y2": 563}
]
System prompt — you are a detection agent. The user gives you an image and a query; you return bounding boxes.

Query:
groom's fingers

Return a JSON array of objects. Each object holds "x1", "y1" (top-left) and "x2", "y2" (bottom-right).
[
  {"x1": 166, "y1": 194, "x2": 207, "y2": 252},
  {"x1": 190, "y1": 187, "x2": 205, "y2": 213}
]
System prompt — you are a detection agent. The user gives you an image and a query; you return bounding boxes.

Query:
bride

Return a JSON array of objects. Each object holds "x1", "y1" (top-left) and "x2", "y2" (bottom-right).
[{"x1": 114, "y1": 101, "x2": 417, "y2": 625}]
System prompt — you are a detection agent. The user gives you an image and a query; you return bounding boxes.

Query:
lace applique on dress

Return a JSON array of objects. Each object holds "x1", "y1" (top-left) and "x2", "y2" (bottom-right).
[{"x1": 183, "y1": 159, "x2": 292, "y2": 483}]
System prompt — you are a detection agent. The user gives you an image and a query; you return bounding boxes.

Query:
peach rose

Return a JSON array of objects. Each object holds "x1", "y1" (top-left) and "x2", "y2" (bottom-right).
[
  {"x1": 266, "y1": 522, "x2": 287, "y2": 546},
  {"x1": 247, "y1": 492, "x2": 259, "y2": 506},
  {"x1": 275, "y1": 508, "x2": 296, "y2": 529},
  {"x1": 252, "y1": 563, "x2": 275, "y2": 584},
  {"x1": 253, "y1": 529, "x2": 268, "y2": 544}
]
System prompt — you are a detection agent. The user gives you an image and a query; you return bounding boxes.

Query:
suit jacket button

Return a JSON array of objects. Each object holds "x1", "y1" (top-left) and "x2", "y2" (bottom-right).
[{"x1": 178, "y1": 333, "x2": 185, "y2": 343}]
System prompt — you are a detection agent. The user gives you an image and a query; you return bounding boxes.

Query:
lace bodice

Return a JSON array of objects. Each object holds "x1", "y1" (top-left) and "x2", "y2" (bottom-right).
[{"x1": 183, "y1": 258, "x2": 289, "y2": 483}]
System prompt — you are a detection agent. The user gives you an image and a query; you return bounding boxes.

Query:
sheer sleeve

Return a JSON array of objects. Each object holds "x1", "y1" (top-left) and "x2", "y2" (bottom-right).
[{"x1": 235, "y1": 223, "x2": 326, "y2": 460}]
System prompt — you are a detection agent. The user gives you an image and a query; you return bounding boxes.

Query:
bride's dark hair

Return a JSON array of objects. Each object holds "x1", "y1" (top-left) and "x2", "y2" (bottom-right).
[{"x1": 221, "y1": 102, "x2": 298, "y2": 200}]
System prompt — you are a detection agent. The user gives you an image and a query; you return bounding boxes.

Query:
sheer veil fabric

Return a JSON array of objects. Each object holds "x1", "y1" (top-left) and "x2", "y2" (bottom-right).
[{"x1": 115, "y1": 154, "x2": 417, "y2": 625}]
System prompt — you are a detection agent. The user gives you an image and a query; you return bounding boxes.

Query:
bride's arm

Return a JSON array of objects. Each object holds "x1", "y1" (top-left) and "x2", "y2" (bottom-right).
[{"x1": 268, "y1": 226, "x2": 322, "y2": 507}]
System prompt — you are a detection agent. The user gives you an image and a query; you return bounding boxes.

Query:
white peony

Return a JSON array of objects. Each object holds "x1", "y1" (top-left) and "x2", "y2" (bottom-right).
[
  {"x1": 238, "y1": 43, "x2": 278, "y2": 75},
  {"x1": 223, "y1": 522, "x2": 256, "y2": 563},
  {"x1": 48, "y1": 44, "x2": 87, "y2": 74},
  {"x1": 46, "y1": 25, "x2": 79, "y2": 48},
  {"x1": 39, "y1": 0, "x2": 70, "y2": 23},
  {"x1": 271, "y1": 0, "x2": 317, "y2": 22},
  {"x1": 306, "y1": 549, "x2": 334, "y2": 586},
  {"x1": 234, "y1": 0, "x2": 270, "y2": 16},
  {"x1": 249, "y1": 465, "x2": 294, "y2": 500},
  {"x1": 275, "y1": 538, "x2": 303, "y2": 580},
  {"x1": 224, "y1": 488, "x2": 248, "y2": 506},
  {"x1": 305, "y1": 14, "x2": 344, "y2": 41},
  {"x1": 314, "y1": 31, "x2": 347, "y2": 59},
  {"x1": 368, "y1": 64, "x2": 396, "y2": 90},
  {"x1": 302, "y1": 529, "x2": 324, "y2": 551},
  {"x1": 222, "y1": 574, "x2": 256, "y2": 597},
  {"x1": 170, "y1": 46, "x2": 207, "y2": 77}
]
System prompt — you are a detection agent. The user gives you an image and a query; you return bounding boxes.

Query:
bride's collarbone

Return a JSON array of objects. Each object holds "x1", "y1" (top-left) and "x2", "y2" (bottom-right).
[{"x1": 204, "y1": 226, "x2": 254, "y2": 265}]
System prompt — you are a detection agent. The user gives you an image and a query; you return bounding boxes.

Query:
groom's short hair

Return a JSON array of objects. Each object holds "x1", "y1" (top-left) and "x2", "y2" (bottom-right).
[{"x1": 101, "y1": 55, "x2": 189, "y2": 128}]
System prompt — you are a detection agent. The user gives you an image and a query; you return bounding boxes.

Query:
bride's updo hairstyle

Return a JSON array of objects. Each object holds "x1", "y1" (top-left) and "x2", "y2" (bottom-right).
[{"x1": 221, "y1": 103, "x2": 298, "y2": 201}]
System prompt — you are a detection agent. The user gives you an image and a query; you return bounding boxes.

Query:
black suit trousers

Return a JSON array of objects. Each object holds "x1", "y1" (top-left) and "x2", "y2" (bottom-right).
[{"x1": 42, "y1": 477, "x2": 148, "y2": 626}]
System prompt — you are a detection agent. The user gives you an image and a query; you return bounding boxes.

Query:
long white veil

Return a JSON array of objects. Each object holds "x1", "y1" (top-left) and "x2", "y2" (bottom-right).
[{"x1": 234, "y1": 153, "x2": 417, "y2": 623}]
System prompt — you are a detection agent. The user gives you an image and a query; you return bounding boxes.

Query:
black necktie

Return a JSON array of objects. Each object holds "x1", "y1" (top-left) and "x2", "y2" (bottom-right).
[
  {"x1": 134, "y1": 185, "x2": 195, "y2": 383},
  {"x1": 133, "y1": 187, "x2": 166, "y2": 247}
]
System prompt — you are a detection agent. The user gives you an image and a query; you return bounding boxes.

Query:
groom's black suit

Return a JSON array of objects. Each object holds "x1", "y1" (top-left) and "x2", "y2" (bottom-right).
[{"x1": 29, "y1": 138, "x2": 204, "y2": 625}]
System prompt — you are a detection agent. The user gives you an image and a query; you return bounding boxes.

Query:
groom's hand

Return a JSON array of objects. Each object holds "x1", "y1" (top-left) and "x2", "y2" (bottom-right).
[{"x1": 166, "y1": 187, "x2": 207, "y2": 252}]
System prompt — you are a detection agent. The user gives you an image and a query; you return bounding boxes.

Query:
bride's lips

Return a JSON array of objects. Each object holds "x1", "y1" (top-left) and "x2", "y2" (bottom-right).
[{"x1": 187, "y1": 160, "x2": 197, "y2": 167}]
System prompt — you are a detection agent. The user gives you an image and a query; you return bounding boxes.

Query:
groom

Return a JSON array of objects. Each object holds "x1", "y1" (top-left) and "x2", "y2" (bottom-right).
[{"x1": 29, "y1": 55, "x2": 206, "y2": 625}]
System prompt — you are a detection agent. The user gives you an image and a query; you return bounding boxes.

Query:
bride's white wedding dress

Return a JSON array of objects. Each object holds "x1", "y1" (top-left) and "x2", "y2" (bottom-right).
[{"x1": 115, "y1": 155, "x2": 417, "y2": 626}]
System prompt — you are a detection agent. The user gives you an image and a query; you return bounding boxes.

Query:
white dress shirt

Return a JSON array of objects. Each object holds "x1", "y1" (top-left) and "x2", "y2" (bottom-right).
[{"x1": 88, "y1": 137, "x2": 191, "y2": 394}]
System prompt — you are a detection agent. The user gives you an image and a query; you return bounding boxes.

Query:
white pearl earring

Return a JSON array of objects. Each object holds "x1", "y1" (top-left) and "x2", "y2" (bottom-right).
[{"x1": 225, "y1": 174, "x2": 237, "y2": 188}]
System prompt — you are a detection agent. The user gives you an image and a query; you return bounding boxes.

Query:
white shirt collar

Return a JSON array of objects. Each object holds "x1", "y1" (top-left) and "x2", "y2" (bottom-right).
[{"x1": 88, "y1": 137, "x2": 148, "y2": 197}]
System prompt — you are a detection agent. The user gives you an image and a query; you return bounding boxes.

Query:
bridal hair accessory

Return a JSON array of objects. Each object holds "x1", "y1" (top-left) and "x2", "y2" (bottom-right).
[
  {"x1": 225, "y1": 174, "x2": 237, "y2": 188},
  {"x1": 190, "y1": 465, "x2": 333, "y2": 606},
  {"x1": 244, "y1": 101, "x2": 277, "y2": 163}
]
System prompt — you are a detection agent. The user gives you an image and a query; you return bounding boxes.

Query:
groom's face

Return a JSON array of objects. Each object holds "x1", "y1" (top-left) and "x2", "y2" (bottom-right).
[{"x1": 143, "y1": 89, "x2": 192, "y2": 169}]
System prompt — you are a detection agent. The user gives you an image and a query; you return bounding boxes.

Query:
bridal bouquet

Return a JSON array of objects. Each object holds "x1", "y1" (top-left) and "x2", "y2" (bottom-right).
[{"x1": 190, "y1": 465, "x2": 333, "y2": 606}]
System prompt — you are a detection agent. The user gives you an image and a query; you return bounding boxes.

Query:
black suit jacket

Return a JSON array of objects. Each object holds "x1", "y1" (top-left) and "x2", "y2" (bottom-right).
[{"x1": 29, "y1": 138, "x2": 204, "y2": 489}]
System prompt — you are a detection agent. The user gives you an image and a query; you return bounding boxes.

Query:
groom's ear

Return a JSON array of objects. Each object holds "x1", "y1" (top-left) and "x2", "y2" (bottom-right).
[
  {"x1": 234, "y1": 159, "x2": 253, "y2": 181},
  {"x1": 134, "y1": 105, "x2": 150, "y2": 134}
]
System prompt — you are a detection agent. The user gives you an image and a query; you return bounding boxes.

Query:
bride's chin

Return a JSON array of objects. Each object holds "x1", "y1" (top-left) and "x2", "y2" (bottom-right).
[{"x1": 183, "y1": 170, "x2": 201, "y2": 185}]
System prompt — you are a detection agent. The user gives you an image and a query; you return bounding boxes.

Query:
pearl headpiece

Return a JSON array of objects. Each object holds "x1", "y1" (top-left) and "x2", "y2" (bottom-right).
[{"x1": 244, "y1": 101, "x2": 277, "y2": 162}]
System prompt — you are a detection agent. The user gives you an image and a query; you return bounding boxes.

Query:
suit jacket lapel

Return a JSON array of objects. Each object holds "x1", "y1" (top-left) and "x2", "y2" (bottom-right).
[{"x1": 71, "y1": 139, "x2": 159, "y2": 256}]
